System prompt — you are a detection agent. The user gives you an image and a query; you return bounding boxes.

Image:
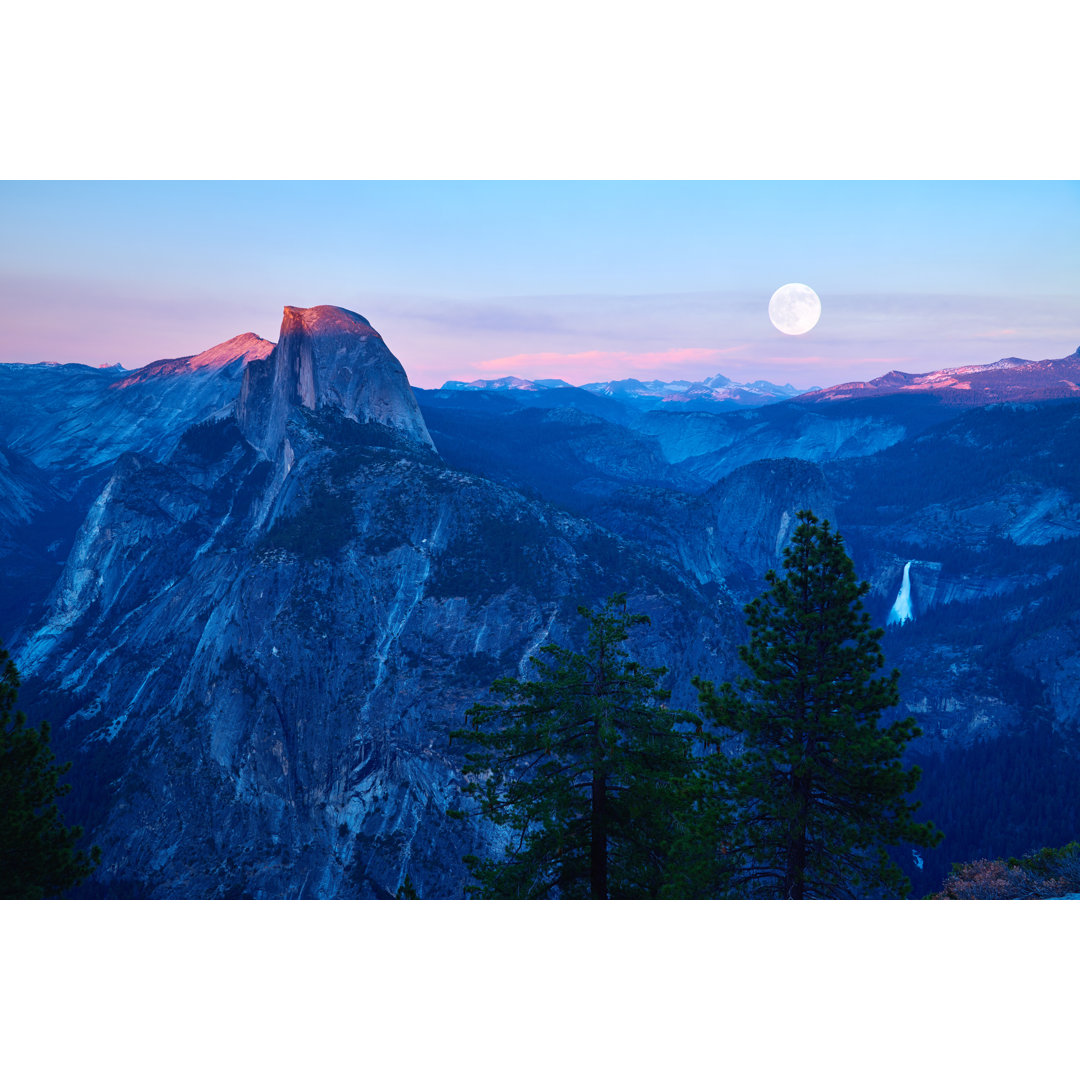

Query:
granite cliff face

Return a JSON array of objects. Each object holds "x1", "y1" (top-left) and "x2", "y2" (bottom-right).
[
  {"x1": 0, "y1": 333, "x2": 272, "y2": 497},
  {"x1": 0, "y1": 333, "x2": 272, "y2": 642},
  {"x1": 576, "y1": 457, "x2": 836, "y2": 600},
  {"x1": 13, "y1": 306, "x2": 742, "y2": 898},
  {"x1": 238, "y1": 306, "x2": 433, "y2": 460}
]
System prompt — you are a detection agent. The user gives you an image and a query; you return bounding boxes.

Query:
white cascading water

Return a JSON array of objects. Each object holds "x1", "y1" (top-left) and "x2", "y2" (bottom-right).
[{"x1": 888, "y1": 560, "x2": 914, "y2": 625}]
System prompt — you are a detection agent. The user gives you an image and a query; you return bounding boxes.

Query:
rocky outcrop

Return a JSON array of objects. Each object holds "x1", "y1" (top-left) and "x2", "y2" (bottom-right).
[
  {"x1": 582, "y1": 457, "x2": 835, "y2": 600},
  {"x1": 237, "y1": 306, "x2": 435, "y2": 461},
  {"x1": 634, "y1": 401, "x2": 918, "y2": 481},
  {"x1": 705, "y1": 458, "x2": 837, "y2": 574}
]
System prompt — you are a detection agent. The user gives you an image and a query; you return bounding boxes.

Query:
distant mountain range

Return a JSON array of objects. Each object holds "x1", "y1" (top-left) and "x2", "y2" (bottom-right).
[
  {"x1": 439, "y1": 372, "x2": 812, "y2": 413},
  {"x1": 798, "y1": 347, "x2": 1080, "y2": 406},
  {"x1": 4, "y1": 318, "x2": 1080, "y2": 897},
  {"x1": 437, "y1": 347, "x2": 1080, "y2": 411}
]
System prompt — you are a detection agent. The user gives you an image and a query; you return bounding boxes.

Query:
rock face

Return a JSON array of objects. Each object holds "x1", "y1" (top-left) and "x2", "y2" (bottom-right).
[
  {"x1": 629, "y1": 397, "x2": 937, "y2": 482},
  {"x1": 578, "y1": 457, "x2": 836, "y2": 600},
  {"x1": 238, "y1": 306, "x2": 434, "y2": 460},
  {"x1": 0, "y1": 446, "x2": 68, "y2": 635},
  {"x1": 13, "y1": 304, "x2": 742, "y2": 898},
  {"x1": 0, "y1": 334, "x2": 271, "y2": 505},
  {"x1": 0, "y1": 334, "x2": 274, "y2": 642}
]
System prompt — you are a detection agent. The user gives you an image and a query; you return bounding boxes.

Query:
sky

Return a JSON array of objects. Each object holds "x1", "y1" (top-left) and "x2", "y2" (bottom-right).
[{"x1": 2, "y1": 180, "x2": 1077, "y2": 390}]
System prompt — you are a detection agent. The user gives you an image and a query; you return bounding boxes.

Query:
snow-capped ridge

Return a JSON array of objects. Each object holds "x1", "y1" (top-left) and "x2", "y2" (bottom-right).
[
  {"x1": 441, "y1": 375, "x2": 566, "y2": 392},
  {"x1": 798, "y1": 348, "x2": 1080, "y2": 406},
  {"x1": 580, "y1": 374, "x2": 808, "y2": 408},
  {"x1": 434, "y1": 372, "x2": 809, "y2": 408}
]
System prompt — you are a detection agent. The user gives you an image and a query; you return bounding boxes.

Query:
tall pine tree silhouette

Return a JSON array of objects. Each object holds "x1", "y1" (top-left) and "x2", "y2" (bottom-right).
[
  {"x1": 453, "y1": 595, "x2": 695, "y2": 899},
  {"x1": 694, "y1": 511, "x2": 941, "y2": 898},
  {"x1": 1, "y1": 641, "x2": 100, "y2": 898}
]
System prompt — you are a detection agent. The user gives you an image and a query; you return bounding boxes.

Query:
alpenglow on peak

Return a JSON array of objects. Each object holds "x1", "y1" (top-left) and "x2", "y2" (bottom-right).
[{"x1": 237, "y1": 304, "x2": 435, "y2": 458}]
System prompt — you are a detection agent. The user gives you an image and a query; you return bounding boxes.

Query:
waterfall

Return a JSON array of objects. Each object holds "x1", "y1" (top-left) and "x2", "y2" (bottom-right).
[{"x1": 888, "y1": 561, "x2": 913, "y2": 625}]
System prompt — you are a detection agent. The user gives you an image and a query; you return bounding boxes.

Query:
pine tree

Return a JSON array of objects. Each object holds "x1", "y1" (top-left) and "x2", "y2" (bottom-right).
[
  {"x1": 453, "y1": 595, "x2": 695, "y2": 899},
  {"x1": 395, "y1": 874, "x2": 420, "y2": 899},
  {"x1": 693, "y1": 511, "x2": 942, "y2": 899},
  {"x1": 0, "y1": 641, "x2": 101, "y2": 899}
]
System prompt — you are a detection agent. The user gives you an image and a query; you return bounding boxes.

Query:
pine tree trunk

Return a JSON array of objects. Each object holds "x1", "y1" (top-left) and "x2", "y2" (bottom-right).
[
  {"x1": 784, "y1": 773, "x2": 810, "y2": 899},
  {"x1": 591, "y1": 767, "x2": 608, "y2": 899}
]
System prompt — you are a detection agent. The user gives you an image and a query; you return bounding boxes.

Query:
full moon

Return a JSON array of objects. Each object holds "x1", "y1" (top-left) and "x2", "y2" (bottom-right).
[{"x1": 768, "y1": 283, "x2": 821, "y2": 335}]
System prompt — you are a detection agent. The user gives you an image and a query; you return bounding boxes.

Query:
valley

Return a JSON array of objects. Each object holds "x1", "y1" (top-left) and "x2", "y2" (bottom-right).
[{"x1": 4, "y1": 310, "x2": 1079, "y2": 897}]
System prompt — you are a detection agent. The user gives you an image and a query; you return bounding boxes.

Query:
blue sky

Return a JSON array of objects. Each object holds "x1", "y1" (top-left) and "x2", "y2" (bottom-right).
[{"x1": 1, "y1": 181, "x2": 1077, "y2": 388}]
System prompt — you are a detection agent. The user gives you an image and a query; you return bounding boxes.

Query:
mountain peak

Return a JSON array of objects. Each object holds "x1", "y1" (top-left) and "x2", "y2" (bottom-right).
[
  {"x1": 797, "y1": 348, "x2": 1080, "y2": 405},
  {"x1": 441, "y1": 375, "x2": 553, "y2": 392},
  {"x1": 280, "y1": 305, "x2": 382, "y2": 340},
  {"x1": 180, "y1": 332, "x2": 275, "y2": 375},
  {"x1": 237, "y1": 304, "x2": 434, "y2": 458},
  {"x1": 112, "y1": 332, "x2": 273, "y2": 387}
]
